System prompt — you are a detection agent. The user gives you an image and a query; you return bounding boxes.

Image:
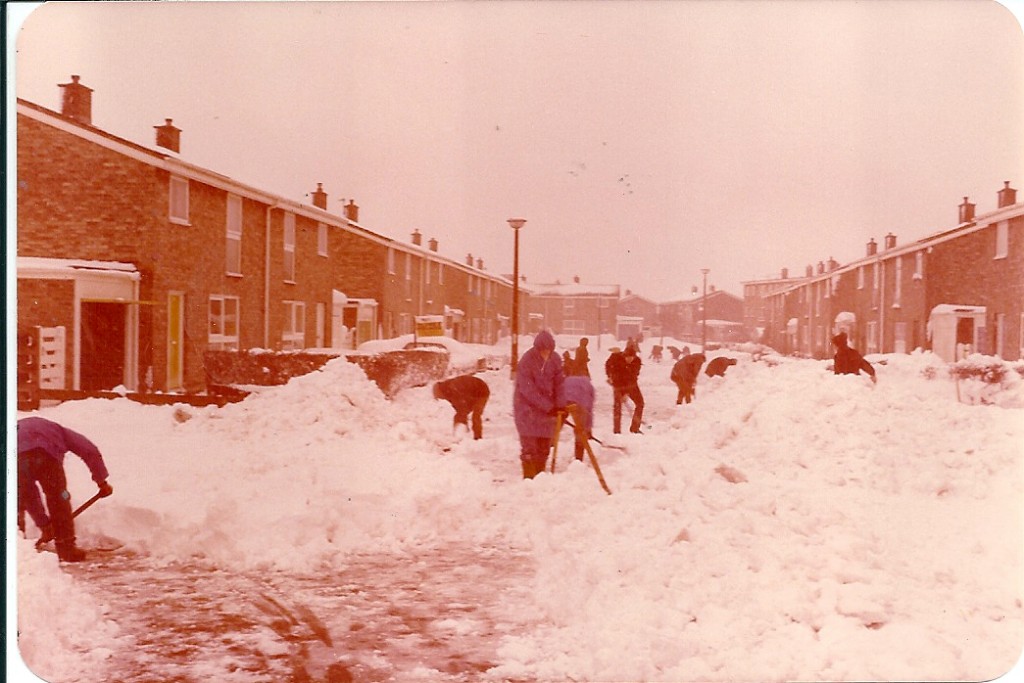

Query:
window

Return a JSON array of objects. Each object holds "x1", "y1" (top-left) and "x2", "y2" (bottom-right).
[
  {"x1": 387, "y1": 248, "x2": 396, "y2": 274},
  {"x1": 169, "y1": 176, "x2": 189, "y2": 224},
  {"x1": 564, "y1": 298, "x2": 575, "y2": 313},
  {"x1": 872, "y1": 263, "x2": 880, "y2": 308},
  {"x1": 209, "y1": 295, "x2": 240, "y2": 350},
  {"x1": 317, "y1": 223, "x2": 328, "y2": 257},
  {"x1": 857, "y1": 266, "x2": 865, "y2": 289},
  {"x1": 405, "y1": 253, "x2": 412, "y2": 281},
  {"x1": 913, "y1": 251, "x2": 924, "y2": 280},
  {"x1": 866, "y1": 321, "x2": 879, "y2": 354},
  {"x1": 282, "y1": 300, "x2": 305, "y2": 349},
  {"x1": 893, "y1": 256, "x2": 902, "y2": 308},
  {"x1": 283, "y1": 213, "x2": 296, "y2": 282},
  {"x1": 226, "y1": 195, "x2": 242, "y2": 275},
  {"x1": 468, "y1": 275, "x2": 474, "y2": 293},
  {"x1": 438, "y1": 262, "x2": 444, "y2": 284},
  {"x1": 996, "y1": 313, "x2": 1006, "y2": 358},
  {"x1": 894, "y1": 322, "x2": 908, "y2": 354},
  {"x1": 564, "y1": 319, "x2": 585, "y2": 335},
  {"x1": 425, "y1": 259, "x2": 431, "y2": 285},
  {"x1": 995, "y1": 220, "x2": 1009, "y2": 259}
]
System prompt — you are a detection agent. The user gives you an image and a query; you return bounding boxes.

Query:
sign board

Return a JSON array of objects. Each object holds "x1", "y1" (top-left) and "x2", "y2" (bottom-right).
[{"x1": 415, "y1": 315, "x2": 445, "y2": 338}]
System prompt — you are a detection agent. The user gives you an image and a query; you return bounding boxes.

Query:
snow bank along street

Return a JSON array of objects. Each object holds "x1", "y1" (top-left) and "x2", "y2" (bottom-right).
[{"x1": 12, "y1": 339, "x2": 1024, "y2": 682}]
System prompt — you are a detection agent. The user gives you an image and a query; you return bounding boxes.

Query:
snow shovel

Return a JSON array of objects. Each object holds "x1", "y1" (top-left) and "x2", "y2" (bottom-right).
[
  {"x1": 563, "y1": 417, "x2": 629, "y2": 454},
  {"x1": 35, "y1": 490, "x2": 106, "y2": 547},
  {"x1": 562, "y1": 405, "x2": 612, "y2": 495},
  {"x1": 549, "y1": 411, "x2": 564, "y2": 474}
]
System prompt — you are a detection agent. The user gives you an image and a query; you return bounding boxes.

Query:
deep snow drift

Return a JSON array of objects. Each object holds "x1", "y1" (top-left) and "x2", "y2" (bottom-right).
[{"x1": 9, "y1": 337, "x2": 1024, "y2": 682}]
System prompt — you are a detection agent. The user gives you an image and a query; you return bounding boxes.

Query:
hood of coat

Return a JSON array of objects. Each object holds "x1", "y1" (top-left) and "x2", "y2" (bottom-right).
[{"x1": 533, "y1": 329, "x2": 556, "y2": 352}]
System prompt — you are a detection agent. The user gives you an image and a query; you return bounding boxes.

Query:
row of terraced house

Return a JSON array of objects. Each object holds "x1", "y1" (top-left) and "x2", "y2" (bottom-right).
[
  {"x1": 16, "y1": 76, "x2": 553, "y2": 395},
  {"x1": 742, "y1": 183, "x2": 1024, "y2": 362}
]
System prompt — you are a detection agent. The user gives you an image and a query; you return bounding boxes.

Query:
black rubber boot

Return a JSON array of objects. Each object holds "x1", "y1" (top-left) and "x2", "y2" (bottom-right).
[{"x1": 55, "y1": 540, "x2": 86, "y2": 563}]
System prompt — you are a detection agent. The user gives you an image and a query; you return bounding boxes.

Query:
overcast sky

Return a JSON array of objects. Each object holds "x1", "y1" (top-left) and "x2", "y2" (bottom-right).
[{"x1": 10, "y1": 1, "x2": 1024, "y2": 301}]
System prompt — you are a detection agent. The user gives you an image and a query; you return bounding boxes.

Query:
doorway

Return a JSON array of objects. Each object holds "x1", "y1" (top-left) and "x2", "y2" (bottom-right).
[{"x1": 80, "y1": 302, "x2": 126, "y2": 390}]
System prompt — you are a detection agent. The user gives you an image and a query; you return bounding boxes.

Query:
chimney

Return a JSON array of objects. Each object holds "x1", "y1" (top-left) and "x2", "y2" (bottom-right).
[
  {"x1": 781, "y1": 267, "x2": 789, "y2": 279},
  {"x1": 344, "y1": 199, "x2": 359, "y2": 222},
  {"x1": 573, "y1": 275, "x2": 580, "y2": 284},
  {"x1": 958, "y1": 196, "x2": 975, "y2": 224},
  {"x1": 710, "y1": 284, "x2": 717, "y2": 292},
  {"x1": 476, "y1": 258, "x2": 483, "y2": 270},
  {"x1": 311, "y1": 183, "x2": 327, "y2": 210},
  {"x1": 428, "y1": 237, "x2": 438, "y2": 252},
  {"x1": 817, "y1": 261, "x2": 825, "y2": 275},
  {"x1": 884, "y1": 233, "x2": 897, "y2": 250},
  {"x1": 866, "y1": 238, "x2": 877, "y2": 256},
  {"x1": 998, "y1": 181, "x2": 1017, "y2": 208},
  {"x1": 805, "y1": 264, "x2": 814, "y2": 277},
  {"x1": 466, "y1": 253, "x2": 474, "y2": 266},
  {"x1": 153, "y1": 118, "x2": 181, "y2": 153},
  {"x1": 827, "y1": 257, "x2": 839, "y2": 271},
  {"x1": 411, "y1": 229, "x2": 422, "y2": 246},
  {"x1": 58, "y1": 75, "x2": 93, "y2": 125}
]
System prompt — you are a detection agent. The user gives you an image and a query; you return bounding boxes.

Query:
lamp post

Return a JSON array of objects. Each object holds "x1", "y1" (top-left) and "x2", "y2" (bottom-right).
[
  {"x1": 508, "y1": 218, "x2": 526, "y2": 377},
  {"x1": 701, "y1": 268, "x2": 710, "y2": 350}
]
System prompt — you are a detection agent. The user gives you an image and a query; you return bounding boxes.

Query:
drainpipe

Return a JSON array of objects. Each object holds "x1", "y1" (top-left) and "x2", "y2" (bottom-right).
[{"x1": 879, "y1": 257, "x2": 886, "y2": 354}]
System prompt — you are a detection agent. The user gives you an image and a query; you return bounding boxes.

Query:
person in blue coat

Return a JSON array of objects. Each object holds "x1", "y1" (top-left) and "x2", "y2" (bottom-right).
[
  {"x1": 513, "y1": 329, "x2": 565, "y2": 479},
  {"x1": 18, "y1": 416, "x2": 114, "y2": 562},
  {"x1": 560, "y1": 374, "x2": 596, "y2": 462}
]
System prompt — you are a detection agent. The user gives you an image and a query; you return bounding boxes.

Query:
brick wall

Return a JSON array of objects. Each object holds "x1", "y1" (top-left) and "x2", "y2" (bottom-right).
[{"x1": 17, "y1": 279, "x2": 76, "y2": 387}]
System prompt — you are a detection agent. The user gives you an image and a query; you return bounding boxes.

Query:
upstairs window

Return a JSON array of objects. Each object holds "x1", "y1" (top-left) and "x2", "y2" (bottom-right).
[
  {"x1": 317, "y1": 223, "x2": 328, "y2": 257},
  {"x1": 913, "y1": 251, "x2": 924, "y2": 280},
  {"x1": 226, "y1": 195, "x2": 243, "y2": 275},
  {"x1": 283, "y1": 213, "x2": 296, "y2": 282},
  {"x1": 893, "y1": 256, "x2": 902, "y2": 307},
  {"x1": 995, "y1": 220, "x2": 1009, "y2": 259},
  {"x1": 169, "y1": 176, "x2": 190, "y2": 224},
  {"x1": 857, "y1": 266, "x2": 865, "y2": 289},
  {"x1": 425, "y1": 259, "x2": 431, "y2": 285},
  {"x1": 387, "y1": 248, "x2": 396, "y2": 274},
  {"x1": 438, "y1": 262, "x2": 444, "y2": 284}
]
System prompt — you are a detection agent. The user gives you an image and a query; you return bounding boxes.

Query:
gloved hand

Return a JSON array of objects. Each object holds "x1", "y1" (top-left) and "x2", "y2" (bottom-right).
[{"x1": 97, "y1": 480, "x2": 114, "y2": 498}]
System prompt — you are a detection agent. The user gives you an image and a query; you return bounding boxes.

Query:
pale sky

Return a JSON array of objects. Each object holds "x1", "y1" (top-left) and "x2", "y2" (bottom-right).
[{"x1": 10, "y1": 1, "x2": 1024, "y2": 301}]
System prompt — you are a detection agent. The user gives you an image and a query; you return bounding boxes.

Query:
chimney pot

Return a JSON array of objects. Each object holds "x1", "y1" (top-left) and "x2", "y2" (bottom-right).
[
  {"x1": 781, "y1": 267, "x2": 789, "y2": 279},
  {"x1": 428, "y1": 237, "x2": 438, "y2": 252},
  {"x1": 959, "y1": 196, "x2": 975, "y2": 224},
  {"x1": 866, "y1": 238, "x2": 878, "y2": 256},
  {"x1": 573, "y1": 275, "x2": 580, "y2": 284},
  {"x1": 311, "y1": 183, "x2": 327, "y2": 210},
  {"x1": 998, "y1": 181, "x2": 1017, "y2": 209},
  {"x1": 817, "y1": 261, "x2": 825, "y2": 275},
  {"x1": 411, "y1": 229, "x2": 422, "y2": 246},
  {"x1": 58, "y1": 74, "x2": 93, "y2": 125},
  {"x1": 884, "y1": 233, "x2": 897, "y2": 250},
  {"x1": 344, "y1": 199, "x2": 359, "y2": 222},
  {"x1": 154, "y1": 118, "x2": 181, "y2": 153},
  {"x1": 466, "y1": 253, "x2": 474, "y2": 266}
]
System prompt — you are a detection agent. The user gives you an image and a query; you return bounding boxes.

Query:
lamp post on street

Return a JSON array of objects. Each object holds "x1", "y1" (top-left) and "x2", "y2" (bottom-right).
[
  {"x1": 508, "y1": 218, "x2": 526, "y2": 377},
  {"x1": 701, "y1": 268, "x2": 710, "y2": 350}
]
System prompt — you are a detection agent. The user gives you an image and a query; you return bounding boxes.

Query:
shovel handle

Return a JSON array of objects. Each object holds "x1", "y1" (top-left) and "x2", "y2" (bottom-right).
[{"x1": 35, "y1": 490, "x2": 105, "y2": 546}]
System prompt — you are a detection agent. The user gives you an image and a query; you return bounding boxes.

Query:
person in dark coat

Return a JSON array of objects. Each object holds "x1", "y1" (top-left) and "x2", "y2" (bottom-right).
[
  {"x1": 705, "y1": 356, "x2": 737, "y2": 378},
  {"x1": 514, "y1": 330, "x2": 566, "y2": 479},
  {"x1": 671, "y1": 352, "x2": 706, "y2": 404},
  {"x1": 605, "y1": 340, "x2": 644, "y2": 434},
  {"x1": 433, "y1": 374, "x2": 491, "y2": 440},
  {"x1": 560, "y1": 375, "x2": 596, "y2": 461},
  {"x1": 832, "y1": 332, "x2": 877, "y2": 383},
  {"x1": 574, "y1": 337, "x2": 591, "y2": 378},
  {"x1": 562, "y1": 350, "x2": 576, "y2": 376},
  {"x1": 649, "y1": 345, "x2": 664, "y2": 363},
  {"x1": 18, "y1": 417, "x2": 114, "y2": 562}
]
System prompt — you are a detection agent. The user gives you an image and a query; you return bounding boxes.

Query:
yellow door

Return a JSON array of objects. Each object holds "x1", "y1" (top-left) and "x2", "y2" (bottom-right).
[{"x1": 168, "y1": 292, "x2": 184, "y2": 390}]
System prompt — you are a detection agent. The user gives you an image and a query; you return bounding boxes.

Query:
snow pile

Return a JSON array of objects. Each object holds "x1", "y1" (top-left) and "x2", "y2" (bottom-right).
[
  {"x1": 16, "y1": 538, "x2": 122, "y2": 682},
  {"x1": 11, "y1": 340, "x2": 1024, "y2": 682}
]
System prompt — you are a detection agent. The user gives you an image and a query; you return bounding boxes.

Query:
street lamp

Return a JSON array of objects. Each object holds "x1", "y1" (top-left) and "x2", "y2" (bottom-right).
[
  {"x1": 701, "y1": 268, "x2": 710, "y2": 350},
  {"x1": 508, "y1": 218, "x2": 526, "y2": 377}
]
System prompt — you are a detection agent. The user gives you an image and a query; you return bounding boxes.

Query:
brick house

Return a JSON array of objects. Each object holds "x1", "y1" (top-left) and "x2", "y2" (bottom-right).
[
  {"x1": 525, "y1": 277, "x2": 620, "y2": 338},
  {"x1": 16, "y1": 76, "x2": 522, "y2": 394},
  {"x1": 659, "y1": 288, "x2": 745, "y2": 344},
  {"x1": 759, "y1": 183, "x2": 1023, "y2": 361},
  {"x1": 741, "y1": 268, "x2": 809, "y2": 343},
  {"x1": 617, "y1": 291, "x2": 660, "y2": 340}
]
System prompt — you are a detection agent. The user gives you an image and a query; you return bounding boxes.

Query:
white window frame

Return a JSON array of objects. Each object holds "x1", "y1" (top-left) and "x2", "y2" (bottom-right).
[
  {"x1": 892, "y1": 256, "x2": 902, "y2": 308},
  {"x1": 317, "y1": 222, "x2": 328, "y2": 257},
  {"x1": 169, "y1": 175, "x2": 190, "y2": 225},
  {"x1": 996, "y1": 313, "x2": 1006, "y2": 358},
  {"x1": 226, "y1": 194, "x2": 243, "y2": 276},
  {"x1": 209, "y1": 295, "x2": 240, "y2": 350},
  {"x1": 913, "y1": 251, "x2": 924, "y2": 280},
  {"x1": 405, "y1": 253, "x2": 412, "y2": 281},
  {"x1": 866, "y1": 320, "x2": 879, "y2": 354},
  {"x1": 564, "y1": 319, "x2": 585, "y2": 335},
  {"x1": 282, "y1": 300, "x2": 306, "y2": 349},
  {"x1": 283, "y1": 213, "x2": 296, "y2": 283},
  {"x1": 857, "y1": 266, "x2": 865, "y2": 289},
  {"x1": 995, "y1": 220, "x2": 1009, "y2": 259},
  {"x1": 563, "y1": 298, "x2": 575, "y2": 313},
  {"x1": 387, "y1": 247, "x2": 396, "y2": 275},
  {"x1": 438, "y1": 262, "x2": 444, "y2": 285},
  {"x1": 425, "y1": 259, "x2": 432, "y2": 285},
  {"x1": 468, "y1": 274, "x2": 474, "y2": 293}
]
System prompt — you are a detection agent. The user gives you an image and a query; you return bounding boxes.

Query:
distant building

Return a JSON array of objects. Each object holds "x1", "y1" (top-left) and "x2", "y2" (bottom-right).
[
  {"x1": 659, "y1": 287, "x2": 745, "y2": 344},
  {"x1": 525, "y1": 277, "x2": 620, "y2": 337}
]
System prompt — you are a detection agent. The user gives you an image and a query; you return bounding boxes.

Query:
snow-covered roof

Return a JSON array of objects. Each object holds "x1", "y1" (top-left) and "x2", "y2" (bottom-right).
[
  {"x1": 929, "y1": 304, "x2": 986, "y2": 317},
  {"x1": 531, "y1": 282, "x2": 620, "y2": 297},
  {"x1": 17, "y1": 257, "x2": 139, "y2": 278}
]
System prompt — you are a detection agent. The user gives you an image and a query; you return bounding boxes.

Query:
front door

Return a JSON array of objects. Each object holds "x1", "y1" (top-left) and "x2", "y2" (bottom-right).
[
  {"x1": 80, "y1": 303, "x2": 126, "y2": 390},
  {"x1": 168, "y1": 292, "x2": 184, "y2": 390}
]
